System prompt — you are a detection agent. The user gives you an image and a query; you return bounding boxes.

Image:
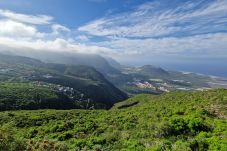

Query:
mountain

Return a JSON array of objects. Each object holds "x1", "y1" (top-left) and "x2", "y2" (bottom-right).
[
  {"x1": 138, "y1": 65, "x2": 169, "y2": 77},
  {"x1": 0, "y1": 54, "x2": 127, "y2": 110},
  {"x1": 40, "y1": 52, "x2": 120, "y2": 75},
  {"x1": 105, "y1": 56, "x2": 123, "y2": 69},
  {"x1": 0, "y1": 50, "x2": 120, "y2": 75},
  {"x1": 106, "y1": 64, "x2": 227, "y2": 95},
  {"x1": 1, "y1": 89, "x2": 227, "y2": 150},
  {"x1": 1, "y1": 50, "x2": 226, "y2": 96}
]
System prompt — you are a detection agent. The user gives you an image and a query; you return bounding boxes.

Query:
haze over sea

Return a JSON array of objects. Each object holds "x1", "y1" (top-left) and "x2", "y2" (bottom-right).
[
  {"x1": 122, "y1": 60, "x2": 227, "y2": 78},
  {"x1": 165, "y1": 64, "x2": 227, "y2": 78}
]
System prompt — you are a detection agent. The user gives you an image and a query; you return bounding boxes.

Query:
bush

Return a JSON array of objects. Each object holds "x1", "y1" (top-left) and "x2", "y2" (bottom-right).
[
  {"x1": 58, "y1": 132, "x2": 73, "y2": 141},
  {"x1": 186, "y1": 116, "x2": 211, "y2": 134},
  {"x1": 0, "y1": 127, "x2": 26, "y2": 151},
  {"x1": 170, "y1": 117, "x2": 188, "y2": 135},
  {"x1": 122, "y1": 139, "x2": 145, "y2": 151},
  {"x1": 27, "y1": 140, "x2": 68, "y2": 151},
  {"x1": 28, "y1": 129, "x2": 39, "y2": 138}
]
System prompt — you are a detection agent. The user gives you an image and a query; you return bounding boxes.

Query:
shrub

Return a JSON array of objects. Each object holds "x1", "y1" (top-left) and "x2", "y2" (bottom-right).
[
  {"x1": 27, "y1": 140, "x2": 68, "y2": 151},
  {"x1": 187, "y1": 116, "x2": 211, "y2": 134},
  {"x1": 159, "y1": 116, "x2": 211, "y2": 138},
  {"x1": 58, "y1": 132, "x2": 73, "y2": 141},
  {"x1": 0, "y1": 127, "x2": 26, "y2": 151},
  {"x1": 170, "y1": 117, "x2": 188, "y2": 135},
  {"x1": 28, "y1": 129, "x2": 39, "y2": 138}
]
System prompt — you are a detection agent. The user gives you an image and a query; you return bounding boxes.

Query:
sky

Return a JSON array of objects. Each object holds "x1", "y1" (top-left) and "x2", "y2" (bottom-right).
[{"x1": 0, "y1": 0, "x2": 227, "y2": 76}]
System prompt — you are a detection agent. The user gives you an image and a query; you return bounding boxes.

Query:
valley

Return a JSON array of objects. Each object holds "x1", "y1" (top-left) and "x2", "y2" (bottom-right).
[
  {"x1": 0, "y1": 53, "x2": 226, "y2": 111},
  {"x1": 0, "y1": 54, "x2": 127, "y2": 110},
  {"x1": 0, "y1": 0, "x2": 227, "y2": 150},
  {"x1": 106, "y1": 65, "x2": 227, "y2": 95},
  {"x1": 0, "y1": 53, "x2": 227, "y2": 151}
]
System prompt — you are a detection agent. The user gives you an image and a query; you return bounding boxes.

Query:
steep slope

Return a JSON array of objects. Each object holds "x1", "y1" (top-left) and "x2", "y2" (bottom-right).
[
  {"x1": 0, "y1": 54, "x2": 127, "y2": 110},
  {"x1": 0, "y1": 89, "x2": 227, "y2": 150},
  {"x1": 0, "y1": 50, "x2": 120, "y2": 75},
  {"x1": 105, "y1": 56, "x2": 123, "y2": 69},
  {"x1": 41, "y1": 52, "x2": 120, "y2": 75},
  {"x1": 0, "y1": 82, "x2": 74, "y2": 111}
]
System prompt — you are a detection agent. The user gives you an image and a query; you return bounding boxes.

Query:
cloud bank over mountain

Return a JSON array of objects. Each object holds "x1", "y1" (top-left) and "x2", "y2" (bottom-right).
[{"x1": 0, "y1": 0, "x2": 227, "y2": 62}]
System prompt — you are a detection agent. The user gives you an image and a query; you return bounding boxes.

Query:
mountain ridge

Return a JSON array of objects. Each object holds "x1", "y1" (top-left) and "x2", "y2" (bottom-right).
[{"x1": 0, "y1": 53, "x2": 128, "y2": 110}]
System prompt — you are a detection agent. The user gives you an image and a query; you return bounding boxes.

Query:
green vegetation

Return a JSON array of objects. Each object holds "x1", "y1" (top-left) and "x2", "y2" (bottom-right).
[
  {"x1": 1, "y1": 89, "x2": 227, "y2": 150},
  {"x1": 0, "y1": 82, "x2": 87, "y2": 111},
  {"x1": 0, "y1": 82, "x2": 55, "y2": 110},
  {"x1": 0, "y1": 54, "x2": 127, "y2": 109}
]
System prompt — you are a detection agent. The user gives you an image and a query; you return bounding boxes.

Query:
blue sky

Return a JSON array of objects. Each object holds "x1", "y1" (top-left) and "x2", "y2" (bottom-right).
[
  {"x1": 0, "y1": 0, "x2": 227, "y2": 75},
  {"x1": 0, "y1": 0, "x2": 148, "y2": 29}
]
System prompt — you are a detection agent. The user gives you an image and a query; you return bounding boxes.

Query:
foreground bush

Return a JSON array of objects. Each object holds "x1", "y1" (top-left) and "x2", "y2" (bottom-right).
[{"x1": 0, "y1": 89, "x2": 227, "y2": 150}]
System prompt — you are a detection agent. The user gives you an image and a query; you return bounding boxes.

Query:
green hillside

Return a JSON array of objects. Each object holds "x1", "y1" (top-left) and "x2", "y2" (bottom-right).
[
  {"x1": 0, "y1": 54, "x2": 127, "y2": 110},
  {"x1": 0, "y1": 82, "x2": 89, "y2": 111},
  {"x1": 1, "y1": 89, "x2": 227, "y2": 150}
]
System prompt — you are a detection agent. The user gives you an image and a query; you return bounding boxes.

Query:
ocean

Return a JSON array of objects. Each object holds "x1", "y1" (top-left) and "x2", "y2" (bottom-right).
[{"x1": 161, "y1": 63, "x2": 227, "y2": 78}]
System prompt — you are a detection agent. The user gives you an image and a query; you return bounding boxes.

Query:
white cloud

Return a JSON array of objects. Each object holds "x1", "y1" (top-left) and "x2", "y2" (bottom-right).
[
  {"x1": 0, "y1": 20, "x2": 44, "y2": 38},
  {"x1": 0, "y1": 0, "x2": 227, "y2": 63},
  {"x1": 79, "y1": 0, "x2": 227, "y2": 38},
  {"x1": 0, "y1": 9, "x2": 113, "y2": 55},
  {"x1": 76, "y1": 35, "x2": 89, "y2": 41},
  {"x1": 0, "y1": 9, "x2": 53, "y2": 25},
  {"x1": 0, "y1": 36, "x2": 113, "y2": 54},
  {"x1": 51, "y1": 24, "x2": 70, "y2": 35},
  {"x1": 98, "y1": 33, "x2": 227, "y2": 58},
  {"x1": 77, "y1": 0, "x2": 227, "y2": 61}
]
